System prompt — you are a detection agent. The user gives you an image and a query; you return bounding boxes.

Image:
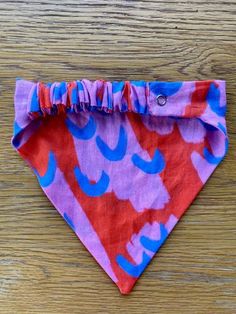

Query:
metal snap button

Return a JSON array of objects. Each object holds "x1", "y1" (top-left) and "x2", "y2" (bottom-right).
[{"x1": 156, "y1": 94, "x2": 167, "y2": 106}]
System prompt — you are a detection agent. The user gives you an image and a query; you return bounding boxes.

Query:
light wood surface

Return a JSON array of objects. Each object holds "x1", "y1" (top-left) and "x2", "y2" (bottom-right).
[{"x1": 0, "y1": 1, "x2": 236, "y2": 313}]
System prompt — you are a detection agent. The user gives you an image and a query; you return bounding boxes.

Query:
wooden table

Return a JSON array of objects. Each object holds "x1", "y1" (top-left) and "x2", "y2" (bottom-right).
[{"x1": 0, "y1": 1, "x2": 235, "y2": 313}]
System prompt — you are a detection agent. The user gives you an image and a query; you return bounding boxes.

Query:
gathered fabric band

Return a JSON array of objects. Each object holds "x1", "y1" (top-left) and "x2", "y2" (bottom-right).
[{"x1": 15, "y1": 79, "x2": 225, "y2": 120}]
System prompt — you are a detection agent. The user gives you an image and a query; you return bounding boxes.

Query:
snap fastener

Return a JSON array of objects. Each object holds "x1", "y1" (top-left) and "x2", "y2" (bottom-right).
[{"x1": 156, "y1": 94, "x2": 167, "y2": 106}]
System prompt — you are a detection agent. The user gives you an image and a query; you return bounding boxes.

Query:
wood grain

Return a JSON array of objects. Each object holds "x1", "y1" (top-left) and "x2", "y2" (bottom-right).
[{"x1": 0, "y1": 1, "x2": 236, "y2": 313}]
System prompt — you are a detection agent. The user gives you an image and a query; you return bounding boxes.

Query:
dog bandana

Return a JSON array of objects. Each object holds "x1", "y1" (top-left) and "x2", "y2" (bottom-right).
[{"x1": 12, "y1": 78, "x2": 228, "y2": 294}]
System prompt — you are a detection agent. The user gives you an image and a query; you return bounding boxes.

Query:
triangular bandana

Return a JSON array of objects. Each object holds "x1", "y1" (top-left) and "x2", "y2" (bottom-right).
[{"x1": 12, "y1": 79, "x2": 228, "y2": 294}]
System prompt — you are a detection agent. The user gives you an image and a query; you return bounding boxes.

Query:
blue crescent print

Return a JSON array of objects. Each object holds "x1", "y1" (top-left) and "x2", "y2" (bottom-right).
[
  {"x1": 116, "y1": 224, "x2": 169, "y2": 277},
  {"x1": 74, "y1": 166, "x2": 110, "y2": 197},
  {"x1": 63, "y1": 213, "x2": 76, "y2": 232},
  {"x1": 60, "y1": 81, "x2": 67, "y2": 96},
  {"x1": 134, "y1": 99, "x2": 148, "y2": 114},
  {"x1": 30, "y1": 85, "x2": 40, "y2": 112},
  {"x1": 54, "y1": 86, "x2": 61, "y2": 101},
  {"x1": 96, "y1": 125, "x2": 128, "y2": 161},
  {"x1": 203, "y1": 147, "x2": 223, "y2": 164},
  {"x1": 206, "y1": 83, "x2": 226, "y2": 117},
  {"x1": 71, "y1": 86, "x2": 78, "y2": 105},
  {"x1": 77, "y1": 81, "x2": 84, "y2": 91},
  {"x1": 132, "y1": 148, "x2": 165, "y2": 174},
  {"x1": 130, "y1": 80, "x2": 146, "y2": 87},
  {"x1": 54, "y1": 81, "x2": 67, "y2": 102},
  {"x1": 112, "y1": 81, "x2": 124, "y2": 93},
  {"x1": 66, "y1": 116, "x2": 96, "y2": 140},
  {"x1": 13, "y1": 121, "x2": 22, "y2": 136},
  {"x1": 140, "y1": 224, "x2": 168, "y2": 253},
  {"x1": 12, "y1": 121, "x2": 23, "y2": 147},
  {"x1": 107, "y1": 93, "x2": 113, "y2": 110},
  {"x1": 35, "y1": 151, "x2": 57, "y2": 187},
  {"x1": 203, "y1": 138, "x2": 228, "y2": 165},
  {"x1": 116, "y1": 252, "x2": 151, "y2": 278},
  {"x1": 149, "y1": 82, "x2": 182, "y2": 96}
]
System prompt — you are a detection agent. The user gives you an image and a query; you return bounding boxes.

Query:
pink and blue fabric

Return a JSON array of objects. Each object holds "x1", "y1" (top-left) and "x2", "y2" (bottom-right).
[{"x1": 12, "y1": 78, "x2": 228, "y2": 294}]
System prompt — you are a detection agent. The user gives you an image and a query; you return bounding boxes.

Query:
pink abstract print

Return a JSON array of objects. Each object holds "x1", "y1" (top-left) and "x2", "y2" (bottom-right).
[{"x1": 12, "y1": 79, "x2": 228, "y2": 294}]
